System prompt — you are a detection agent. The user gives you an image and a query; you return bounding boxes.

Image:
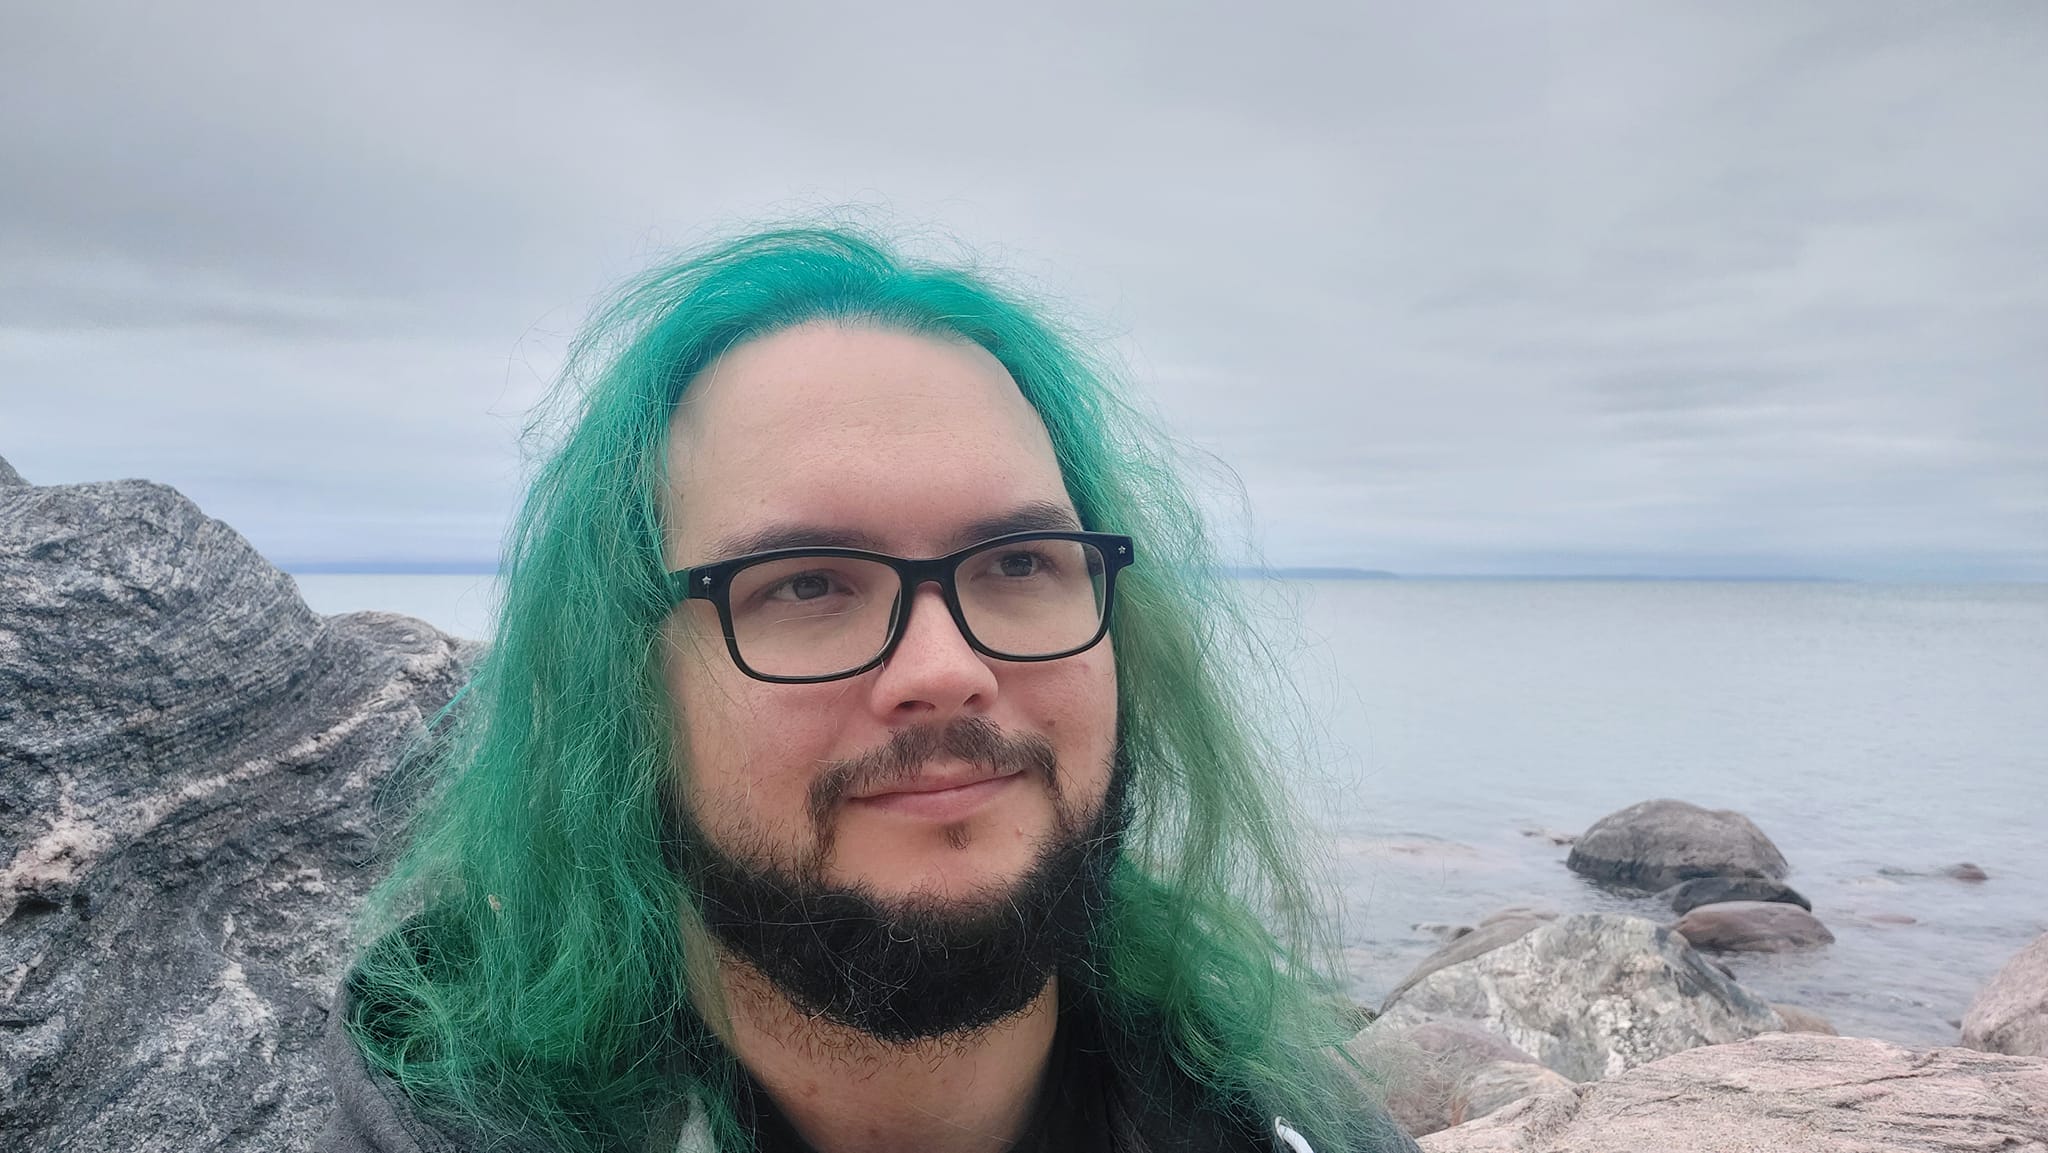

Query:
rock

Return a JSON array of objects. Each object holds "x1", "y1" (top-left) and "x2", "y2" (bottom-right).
[
  {"x1": 1419, "y1": 1033, "x2": 2048, "y2": 1152},
  {"x1": 1962, "y1": 931, "x2": 2048, "y2": 1057},
  {"x1": 1946, "y1": 862, "x2": 1990, "y2": 882},
  {"x1": 0, "y1": 473, "x2": 476, "y2": 1152},
  {"x1": 1659, "y1": 875, "x2": 1810, "y2": 916},
  {"x1": 1769, "y1": 1004, "x2": 1837, "y2": 1035},
  {"x1": 1349, "y1": 1020, "x2": 1574, "y2": 1137},
  {"x1": 0, "y1": 454, "x2": 23, "y2": 485},
  {"x1": 1378, "y1": 913, "x2": 1783, "y2": 1082},
  {"x1": 1518, "y1": 826, "x2": 1577, "y2": 846},
  {"x1": 1861, "y1": 912, "x2": 1917, "y2": 926},
  {"x1": 1380, "y1": 909, "x2": 1556, "y2": 1013},
  {"x1": 1672, "y1": 901, "x2": 1835, "y2": 953},
  {"x1": 1566, "y1": 799, "x2": 1789, "y2": 892},
  {"x1": 1415, "y1": 922, "x2": 1476, "y2": 943}
]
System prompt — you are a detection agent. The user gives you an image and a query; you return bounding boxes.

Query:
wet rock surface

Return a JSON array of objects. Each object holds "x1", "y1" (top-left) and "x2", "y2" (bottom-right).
[
  {"x1": 1660, "y1": 874, "x2": 1809, "y2": 916},
  {"x1": 1672, "y1": 899, "x2": 1836, "y2": 952},
  {"x1": 1419, "y1": 1033, "x2": 2048, "y2": 1152},
  {"x1": 1963, "y1": 931, "x2": 2048, "y2": 1058},
  {"x1": 1376, "y1": 913, "x2": 1783, "y2": 1082},
  {"x1": 1, "y1": 469, "x2": 475, "y2": 1153},
  {"x1": 1566, "y1": 798, "x2": 1789, "y2": 892}
]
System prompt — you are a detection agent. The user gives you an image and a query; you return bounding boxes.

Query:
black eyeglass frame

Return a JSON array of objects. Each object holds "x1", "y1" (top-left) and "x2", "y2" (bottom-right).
[{"x1": 668, "y1": 530, "x2": 1136, "y2": 684}]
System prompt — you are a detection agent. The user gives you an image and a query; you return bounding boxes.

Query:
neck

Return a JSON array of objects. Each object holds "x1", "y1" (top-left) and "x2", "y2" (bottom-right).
[{"x1": 704, "y1": 957, "x2": 1060, "y2": 1153}]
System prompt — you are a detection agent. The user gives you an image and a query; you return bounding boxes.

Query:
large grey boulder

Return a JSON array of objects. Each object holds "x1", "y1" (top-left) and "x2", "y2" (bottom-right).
[
  {"x1": 1962, "y1": 931, "x2": 2048, "y2": 1058},
  {"x1": 1419, "y1": 1033, "x2": 2048, "y2": 1152},
  {"x1": 1, "y1": 471, "x2": 476, "y2": 1153},
  {"x1": 1380, "y1": 909, "x2": 1556, "y2": 1014},
  {"x1": 1377, "y1": 914, "x2": 1783, "y2": 1082},
  {"x1": 0, "y1": 453, "x2": 24, "y2": 485},
  {"x1": 1566, "y1": 799, "x2": 1789, "y2": 892}
]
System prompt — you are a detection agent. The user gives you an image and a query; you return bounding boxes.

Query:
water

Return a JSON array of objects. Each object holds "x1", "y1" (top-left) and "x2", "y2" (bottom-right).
[{"x1": 292, "y1": 573, "x2": 2048, "y2": 1048}]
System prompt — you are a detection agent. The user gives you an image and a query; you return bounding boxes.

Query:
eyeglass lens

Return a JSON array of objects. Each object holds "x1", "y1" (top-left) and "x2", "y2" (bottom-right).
[{"x1": 722, "y1": 539, "x2": 1109, "y2": 679}]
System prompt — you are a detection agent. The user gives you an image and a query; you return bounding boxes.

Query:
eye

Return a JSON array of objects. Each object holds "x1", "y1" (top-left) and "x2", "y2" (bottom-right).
[
  {"x1": 767, "y1": 572, "x2": 837, "y2": 601},
  {"x1": 995, "y1": 551, "x2": 1043, "y2": 578}
]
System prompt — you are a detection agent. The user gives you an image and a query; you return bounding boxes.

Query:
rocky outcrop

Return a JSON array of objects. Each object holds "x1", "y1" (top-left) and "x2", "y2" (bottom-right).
[
  {"x1": 1419, "y1": 1033, "x2": 2048, "y2": 1152},
  {"x1": 1377, "y1": 914, "x2": 1783, "y2": 1082},
  {"x1": 1566, "y1": 799, "x2": 1788, "y2": 892},
  {"x1": 0, "y1": 454, "x2": 24, "y2": 486},
  {"x1": 1660, "y1": 875, "x2": 1809, "y2": 916},
  {"x1": 1672, "y1": 900, "x2": 1835, "y2": 952},
  {"x1": 1, "y1": 472, "x2": 476, "y2": 1152},
  {"x1": 1962, "y1": 931, "x2": 2048, "y2": 1058}
]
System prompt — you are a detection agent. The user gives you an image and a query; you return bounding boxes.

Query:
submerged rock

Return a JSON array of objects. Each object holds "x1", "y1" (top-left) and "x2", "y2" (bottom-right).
[
  {"x1": 0, "y1": 470, "x2": 475, "y2": 1152},
  {"x1": 1377, "y1": 913, "x2": 1783, "y2": 1082},
  {"x1": 1962, "y1": 931, "x2": 2048, "y2": 1058},
  {"x1": 1419, "y1": 1033, "x2": 2048, "y2": 1152},
  {"x1": 1769, "y1": 1004, "x2": 1837, "y2": 1035},
  {"x1": 1672, "y1": 901, "x2": 1835, "y2": 953},
  {"x1": 1660, "y1": 875, "x2": 1810, "y2": 916},
  {"x1": 1567, "y1": 799, "x2": 1789, "y2": 892}
]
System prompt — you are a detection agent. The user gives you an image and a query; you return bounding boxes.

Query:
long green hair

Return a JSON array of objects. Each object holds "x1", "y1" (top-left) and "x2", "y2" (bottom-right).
[{"x1": 346, "y1": 224, "x2": 1396, "y2": 1151}]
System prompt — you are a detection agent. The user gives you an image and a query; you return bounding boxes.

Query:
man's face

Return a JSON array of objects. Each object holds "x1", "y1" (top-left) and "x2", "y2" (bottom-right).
[{"x1": 660, "y1": 323, "x2": 1119, "y2": 913}]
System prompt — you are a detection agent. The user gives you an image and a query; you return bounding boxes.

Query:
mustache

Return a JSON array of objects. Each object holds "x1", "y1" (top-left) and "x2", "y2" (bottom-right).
[{"x1": 806, "y1": 716, "x2": 1060, "y2": 835}]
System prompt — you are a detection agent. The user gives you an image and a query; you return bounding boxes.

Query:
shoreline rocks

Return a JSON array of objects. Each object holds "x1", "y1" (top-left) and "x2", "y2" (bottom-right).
[
  {"x1": 1, "y1": 468, "x2": 476, "y2": 1152},
  {"x1": 1420, "y1": 1033, "x2": 2048, "y2": 1151}
]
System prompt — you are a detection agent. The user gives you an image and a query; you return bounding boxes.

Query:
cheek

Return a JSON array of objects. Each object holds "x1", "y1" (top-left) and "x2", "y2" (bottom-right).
[
  {"x1": 1032, "y1": 643, "x2": 1119, "y2": 803},
  {"x1": 663, "y1": 620, "x2": 834, "y2": 849}
]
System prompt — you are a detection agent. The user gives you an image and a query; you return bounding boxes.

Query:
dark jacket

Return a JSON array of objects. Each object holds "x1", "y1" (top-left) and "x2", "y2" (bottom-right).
[{"x1": 317, "y1": 983, "x2": 1419, "y2": 1153}]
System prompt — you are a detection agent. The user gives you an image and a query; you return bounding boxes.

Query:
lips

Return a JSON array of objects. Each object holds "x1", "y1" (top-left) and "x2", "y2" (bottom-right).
[{"x1": 851, "y1": 764, "x2": 1021, "y2": 800}]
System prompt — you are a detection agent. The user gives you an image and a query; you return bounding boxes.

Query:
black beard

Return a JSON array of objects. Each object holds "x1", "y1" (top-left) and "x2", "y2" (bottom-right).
[{"x1": 670, "y1": 719, "x2": 1129, "y2": 1045}]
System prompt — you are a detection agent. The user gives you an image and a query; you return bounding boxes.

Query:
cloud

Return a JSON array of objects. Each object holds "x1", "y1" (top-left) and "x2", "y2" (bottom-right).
[{"x1": 2, "y1": 1, "x2": 2043, "y2": 577}]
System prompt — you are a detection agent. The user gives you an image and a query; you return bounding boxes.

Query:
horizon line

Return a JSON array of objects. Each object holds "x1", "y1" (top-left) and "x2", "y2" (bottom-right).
[{"x1": 278, "y1": 560, "x2": 2046, "y2": 584}]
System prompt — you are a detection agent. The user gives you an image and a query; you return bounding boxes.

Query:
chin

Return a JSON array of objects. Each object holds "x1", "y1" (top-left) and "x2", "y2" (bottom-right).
[{"x1": 830, "y1": 828, "x2": 1050, "y2": 905}]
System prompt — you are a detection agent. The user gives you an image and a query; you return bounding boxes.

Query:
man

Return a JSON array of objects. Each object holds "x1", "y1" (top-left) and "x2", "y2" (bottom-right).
[{"x1": 322, "y1": 226, "x2": 1416, "y2": 1153}]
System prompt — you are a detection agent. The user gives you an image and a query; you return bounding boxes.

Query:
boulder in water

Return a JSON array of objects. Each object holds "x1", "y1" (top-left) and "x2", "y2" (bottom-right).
[
  {"x1": 1672, "y1": 901, "x2": 1835, "y2": 953},
  {"x1": 1660, "y1": 875, "x2": 1809, "y2": 916},
  {"x1": 1566, "y1": 799, "x2": 1789, "y2": 892}
]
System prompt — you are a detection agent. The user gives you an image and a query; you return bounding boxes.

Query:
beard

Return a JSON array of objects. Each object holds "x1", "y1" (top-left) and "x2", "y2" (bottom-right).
[{"x1": 669, "y1": 717, "x2": 1130, "y2": 1045}]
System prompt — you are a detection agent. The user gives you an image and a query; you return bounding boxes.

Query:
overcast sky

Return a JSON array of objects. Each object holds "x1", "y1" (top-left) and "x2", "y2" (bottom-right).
[{"x1": 4, "y1": 2, "x2": 2044, "y2": 578}]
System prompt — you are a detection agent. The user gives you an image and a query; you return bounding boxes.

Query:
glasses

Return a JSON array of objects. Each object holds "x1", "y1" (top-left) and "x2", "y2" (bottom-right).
[{"x1": 669, "y1": 531, "x2": 1135, "y2": 684}]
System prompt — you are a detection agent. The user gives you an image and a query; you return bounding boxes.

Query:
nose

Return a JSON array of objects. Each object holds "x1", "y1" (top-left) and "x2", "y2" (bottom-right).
[{"x1": 868, "y1": 581, "x2": 997, "y2": 722}]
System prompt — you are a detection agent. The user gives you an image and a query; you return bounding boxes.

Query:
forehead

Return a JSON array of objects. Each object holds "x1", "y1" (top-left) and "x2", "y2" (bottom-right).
[{"x1": 664, "y1": 323, "x2": 1075, "y2": 560}]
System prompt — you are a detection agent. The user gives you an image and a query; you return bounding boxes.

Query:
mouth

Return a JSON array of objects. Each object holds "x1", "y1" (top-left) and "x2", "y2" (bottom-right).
[{"x1": 849, "y1": 765, "x2": 1025, "y2": 820}]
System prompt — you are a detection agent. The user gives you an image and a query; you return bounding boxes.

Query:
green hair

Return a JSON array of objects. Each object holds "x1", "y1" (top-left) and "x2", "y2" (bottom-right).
[{"x1": 346, "y1": 224, "x2": 1394, "y2": 1151}]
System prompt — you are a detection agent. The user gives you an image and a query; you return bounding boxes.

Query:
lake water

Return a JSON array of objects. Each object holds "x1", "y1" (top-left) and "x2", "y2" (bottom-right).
[{"x1": 293, "y1": 574, "x2": 2047, "y2": 1048}]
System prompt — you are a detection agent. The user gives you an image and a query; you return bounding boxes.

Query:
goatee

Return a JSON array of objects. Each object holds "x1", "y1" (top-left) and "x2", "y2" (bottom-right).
[{"x1": 671, "y1": 717, "x2": 1129, "y2": 1044}]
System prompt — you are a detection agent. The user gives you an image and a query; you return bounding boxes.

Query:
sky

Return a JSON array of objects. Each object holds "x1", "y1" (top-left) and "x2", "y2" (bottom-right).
[{"x1": 3, "y1": 1, "x2": 2044, "y2": 579}]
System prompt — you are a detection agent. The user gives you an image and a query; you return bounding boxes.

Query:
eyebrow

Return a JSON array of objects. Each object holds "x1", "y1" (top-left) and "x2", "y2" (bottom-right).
[{"x1": 700, "y1": 500, "x2": 1084, "y2": 565}]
